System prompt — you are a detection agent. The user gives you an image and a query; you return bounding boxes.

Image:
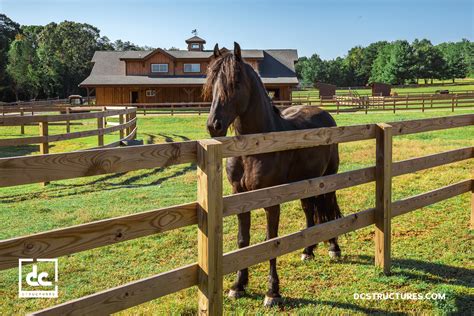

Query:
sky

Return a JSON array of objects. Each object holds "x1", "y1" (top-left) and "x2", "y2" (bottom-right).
[{"x1": 1, "y1": 0, "x2": 473, "y2": 59}]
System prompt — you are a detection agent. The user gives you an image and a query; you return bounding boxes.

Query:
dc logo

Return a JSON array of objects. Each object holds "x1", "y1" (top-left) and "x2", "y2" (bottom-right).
[{"x1": 19, "y1": 258, "x2": 58, "y2": 298}]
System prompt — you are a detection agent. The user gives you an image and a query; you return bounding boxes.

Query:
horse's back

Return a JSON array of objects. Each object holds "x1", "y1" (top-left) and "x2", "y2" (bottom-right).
[{"x1": 281, "y1": 105, "x2": 336, "y2": 130}]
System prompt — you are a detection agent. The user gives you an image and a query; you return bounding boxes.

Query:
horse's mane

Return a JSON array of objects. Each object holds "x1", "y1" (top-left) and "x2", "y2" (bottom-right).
[
  {"x1": 203, "y1": 53, "x2": 243, "y2": 102},
  {"x1": 203, "y1": 51, "x2": 283, "y2": 118}
]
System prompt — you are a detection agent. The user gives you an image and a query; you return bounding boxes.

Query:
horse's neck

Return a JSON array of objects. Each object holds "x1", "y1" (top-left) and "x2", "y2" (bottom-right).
[{"x1": 234, "y1": 74, "x2": 283, "y2": 135}]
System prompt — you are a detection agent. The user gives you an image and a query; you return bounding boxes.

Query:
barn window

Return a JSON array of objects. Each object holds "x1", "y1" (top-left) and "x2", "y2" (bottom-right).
[
  {"x1": 184, "y1": 63, "x2": 201, "y2": 73},
  {"x1": 191, "y1": 43, "x2": 200, "y2": 49},
  {"x1": 146, "y1": 90, "x2": 156, "y2": 97},
  {"x1": 151, "y1": 63, "x2": 168, "y2": 73}
]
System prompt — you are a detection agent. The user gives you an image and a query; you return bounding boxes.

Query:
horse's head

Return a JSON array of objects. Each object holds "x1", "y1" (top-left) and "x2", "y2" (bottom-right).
[{"x1": 203, "y1": 42, "x2": 252, "y2": 137}]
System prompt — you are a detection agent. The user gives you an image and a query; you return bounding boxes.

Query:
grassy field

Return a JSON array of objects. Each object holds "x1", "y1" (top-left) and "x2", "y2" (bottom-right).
[
  {"x1": 0, "y1": 109, "x2": 473, "y2": 315},
  {"x1": 292, "y1": 84, "x2": 474, "y2": 100}
]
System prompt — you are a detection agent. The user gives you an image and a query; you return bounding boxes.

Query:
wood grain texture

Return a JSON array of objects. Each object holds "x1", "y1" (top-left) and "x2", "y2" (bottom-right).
[
  {"x1": 0, "y1": 202, "x2": 197, "y2": 270},
  {"x1": 223, "y1": 167, "x2": 376, "y2": 216},
  {"x1": 393, "y1": 147, "x2": 473, "y2": 176},
  {"x1": 389, "y1": 114, "x2": 473, "y2": 135},
  {"x1": 31, "y1": 263, "x2": 198, "y2": 316},
  {"x1": 217, "y1": 124, "x2": 377, "y2": 158},
  {"x1": 392, "y1": 180, "x2": 471, "y2": 217},
  {"x1": 197, "y1": 139, "x2": 223, "y2": 316},
  {"x1": 222, "y1": 208, "x2": 375, "y2": 274},
  {"x1": 374, "y1": 123, "x2": 392, "y2": 275},
  {"x1": 0, "y1": 140, "x2": 197, "y2": 187}
]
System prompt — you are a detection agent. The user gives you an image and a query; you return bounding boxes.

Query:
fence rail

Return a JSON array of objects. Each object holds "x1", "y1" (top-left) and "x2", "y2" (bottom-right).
[
  {"x1": 0, "y1": 106, "x2": 137, "y2": 153},
  {"x1": 96, "y1": 92, "x2": 474, "y2": 116},
  {"x1": 0, "y1": 114, "x2": 472, "y2": 315}
]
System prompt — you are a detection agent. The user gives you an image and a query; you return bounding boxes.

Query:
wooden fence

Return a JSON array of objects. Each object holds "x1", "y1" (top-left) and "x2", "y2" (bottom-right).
[
  {"x1": 0, "y1": 106, "x2": 138, "y2": 152},
  {"x1": 106, "y1": 92, "x2": 474, "y2": 116},
  {"x1": 0, "y1": 114, "x2": 472, "y2": 315}
]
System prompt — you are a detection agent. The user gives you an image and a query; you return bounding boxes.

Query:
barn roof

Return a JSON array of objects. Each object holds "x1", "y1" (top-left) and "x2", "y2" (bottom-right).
[
  {"x1": 80, "y1": 49, "x2": 298, "y2": 86},
  {"x1": 185, "y1": 35, "x2": 206, "y2": 43}
]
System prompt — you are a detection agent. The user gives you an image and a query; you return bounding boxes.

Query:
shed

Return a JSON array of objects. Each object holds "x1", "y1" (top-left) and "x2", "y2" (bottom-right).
[
  {"x1": 315, "y1": 82, "x2": 336, "y2": 99},
  {"x1": 370, "y1": 82, "x2": 391, "y2": 97}
]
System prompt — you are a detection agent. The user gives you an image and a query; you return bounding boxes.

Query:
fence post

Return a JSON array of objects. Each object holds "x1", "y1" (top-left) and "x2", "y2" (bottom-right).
[
  {"x1": 39, "y1": 121, "x2": 49, "y2": 186},
  {"x1": 471, "y1": 170, "x2": 474, "y2": 230},
  {"x1": 20, "y1": 109, "x2": 24, "y2": 134},
  {"x1": 119, "y1": 113, "x2": 124, "y2": 139},
  {"x1": 393, "y1": 99, "x2": 396, "y2": 113},
  {"x1": 422, "y1": 98, "x2": 425, "y2": 113},
  {"x1": 451, "y1": 96, "x2": 455, "y2": 112},
  {"x1": 130, "y1": 110, "x2": 137, "y2": 140},
  {"x1": 97, "y1": 113, "x2": 104, "y2": 146},
  {"x1": 197, "y1": 139, "x2": 223, "y2": 316},
  {"x1": 375, "y1": 123, "x2": 392, "y2": 275},
  {"x1": 65, "y1": 107, "x2": 70, "y2": 133}
]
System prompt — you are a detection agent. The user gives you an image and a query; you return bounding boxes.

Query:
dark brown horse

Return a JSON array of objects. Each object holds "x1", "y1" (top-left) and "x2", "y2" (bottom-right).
[{"x1": 204, "y1": 42, "x2": 342, "y2": 307}]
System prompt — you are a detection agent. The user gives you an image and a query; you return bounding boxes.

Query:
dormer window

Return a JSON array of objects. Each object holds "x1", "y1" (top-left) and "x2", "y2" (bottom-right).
[
  {"x1": 191, "y1": 43, "x2": 200, "y2": 49},
  {"x1": 184, "y1": 63, "x2": 201, "y2": 73},
  {"x1": 151, "y1": 63, "x2": 168, "y2": 73}
]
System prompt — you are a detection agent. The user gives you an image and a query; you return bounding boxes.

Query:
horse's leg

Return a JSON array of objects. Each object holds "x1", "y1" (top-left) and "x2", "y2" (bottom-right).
[
  {"x1": 315, "y1": 192, "x2": 342, "y2": 259},
  {"x1": 228, "y1": 211, "x2": 251, "y2": 298},
  {"x1": 301, "y1": 197, "x2": 317, "y2": 260},
  {"x1": 263, "y1": 205, "x2": 282, "y2": 307}
]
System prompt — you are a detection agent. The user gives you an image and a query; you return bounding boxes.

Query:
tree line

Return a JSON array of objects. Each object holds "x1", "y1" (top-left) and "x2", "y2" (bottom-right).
[
  {"x1": 1, "y1": 14, "x2": 473, "y2": 102},
  {"x1": 0, "y1": 14, "x2": 152, "y2": 102},
  {"x1": 296, "y1": 39, "x2": 473, "y2": 87}
]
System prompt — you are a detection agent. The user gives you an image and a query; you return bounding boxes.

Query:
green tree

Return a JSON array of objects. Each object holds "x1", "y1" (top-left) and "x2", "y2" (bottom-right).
[
  {"x1": 37, "y1": 21, "x2": 101, "y2": 97},
  {"x1": 370, "y1": 41, "x2": 416, "y2": 84},
  {"x1": 437, "y1": 41, "x2": 469, "y2": 82},
  {"x1": 6, "y1": 33, "x2": 41, "y2": 100},
  {"x1": 0, "y1": 14, "x2": 20, "y2": 101},
  {"x1": 412, "y1": 39, "x2": 445, "y2": 83}
]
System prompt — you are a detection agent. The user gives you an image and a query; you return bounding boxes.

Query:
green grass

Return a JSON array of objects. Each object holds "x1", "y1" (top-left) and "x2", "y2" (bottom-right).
[
  {"x1": 292, "y1": 84, "x2": 474, "y2": 100},
  {"x1": 0, "y1": 109, "x2": 473, "y2": 315}
]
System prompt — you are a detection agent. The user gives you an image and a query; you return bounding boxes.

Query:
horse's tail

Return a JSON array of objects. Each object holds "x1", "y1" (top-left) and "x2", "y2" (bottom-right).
[{"x1": 314, "y1": 191, "x2": 342, "y2": 224}]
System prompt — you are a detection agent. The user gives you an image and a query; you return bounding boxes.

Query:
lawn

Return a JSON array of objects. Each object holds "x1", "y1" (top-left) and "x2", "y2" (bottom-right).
[
  {"x1": 293, "y1": 83, "x2": 474, "y2": 100},
  {"x1": 0, "y1": 109, "x2": 473, "y2": 315}
]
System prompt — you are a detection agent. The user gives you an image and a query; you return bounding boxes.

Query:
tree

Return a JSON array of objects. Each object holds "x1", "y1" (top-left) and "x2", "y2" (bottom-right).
[
  {"x1": 412, "y1": 39, "x2": 445, "y2": 83},
  {"x1": 6, "y1": 33, "x2": 41, "y2": 100},
  {"x1": 437, "y1": 42, "x2": 469, "y2": 82},
  {"x1": 37, "y1": 21, "x2": 101, "y2": 97},
  {"x1": 0, "y1": 14, "x2": 20, "y2": 101},
  {"x1": 370, "y1": 41, "x2": 416, "y2": 85}
]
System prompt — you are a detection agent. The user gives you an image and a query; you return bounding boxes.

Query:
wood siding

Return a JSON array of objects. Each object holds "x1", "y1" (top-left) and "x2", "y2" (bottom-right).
[{"x1": 126, "y1": 52, "x2": 175, "y2": 76}]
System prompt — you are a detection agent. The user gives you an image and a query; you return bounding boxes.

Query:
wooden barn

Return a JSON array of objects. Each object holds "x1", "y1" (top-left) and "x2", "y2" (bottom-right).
[{"x1": 79, "y1": 36, "x2": 299, "y2": 104}]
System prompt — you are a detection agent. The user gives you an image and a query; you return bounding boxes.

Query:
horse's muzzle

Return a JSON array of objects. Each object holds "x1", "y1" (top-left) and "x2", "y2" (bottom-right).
[{"x1": 207, "y1": 120, "x2": 226, "y2": 137}]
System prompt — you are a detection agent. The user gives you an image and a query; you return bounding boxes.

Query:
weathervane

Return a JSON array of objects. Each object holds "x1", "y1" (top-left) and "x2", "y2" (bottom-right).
[{"x1": 191, "y1": 29, "x2": 198, "y2": 36}]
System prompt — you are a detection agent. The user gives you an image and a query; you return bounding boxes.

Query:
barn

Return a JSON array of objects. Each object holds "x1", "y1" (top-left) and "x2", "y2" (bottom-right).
[{"x1": 79, "y1": 36, "x2": 299, "y2": 104}]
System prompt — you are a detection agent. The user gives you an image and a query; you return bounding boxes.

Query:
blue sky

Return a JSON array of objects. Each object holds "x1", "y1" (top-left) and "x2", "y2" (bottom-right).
[{"x1": 2, "y1": 0, "x2": 473, "y2": 59}]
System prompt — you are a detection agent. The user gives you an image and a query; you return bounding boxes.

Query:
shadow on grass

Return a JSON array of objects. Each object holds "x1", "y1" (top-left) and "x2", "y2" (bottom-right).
[
  {"x1": 0, "y1": 164, "x2": 196, "y2": 203},
  {"x1": 0, "y1": 144, "x2": 39, "y2": 158}
]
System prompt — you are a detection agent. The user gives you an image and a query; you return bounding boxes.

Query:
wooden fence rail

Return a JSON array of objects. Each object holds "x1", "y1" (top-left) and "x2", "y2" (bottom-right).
[
  {"x1": 95, "y1": 92, "x2": 474, "y2": 116},
  {"x1": 0, "y1": 106, "x2": 137, "y2": 151},
  {"x1": 0, "y1": 114, "x2": 472, "y2": 315}
]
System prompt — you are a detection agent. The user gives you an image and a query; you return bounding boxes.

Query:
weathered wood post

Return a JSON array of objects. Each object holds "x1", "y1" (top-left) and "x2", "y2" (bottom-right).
[
  {"x1": 375, "y1": 123, "x2": 392, "y2": 275},
  {"x1": 422, "y1": 98, "x2": 425, "y2": 113},
  {"x1": 470, "y1": 169, "x2": 473, "y2": 230},
  {"x1": 39, "y1": 121, "x2": 49, "y2": 186},
  {"x1": 20, "y1": 109, "x2": 24, "y2": 134},
  {"x1": 65, "y1": 107, "x2": 70, "y2": 133},
  {"x1": 197, "y1": 139, "x2": 223, "y2": 316},
  {"x1": 393, "y1": 98, "x2": 396, "y2": 113},
  {"x1": 130, "y1": 109, "x2": 137, "y2": 139},
  {"x1": 451, "y1": 95, "x2": 455, "y2": 112},
  {"x1": 97, "y1": 113, "x2": 104, "y2": 147},
  {"x1": 119, "y1": 113, "x2": 125, "y2": 139}
]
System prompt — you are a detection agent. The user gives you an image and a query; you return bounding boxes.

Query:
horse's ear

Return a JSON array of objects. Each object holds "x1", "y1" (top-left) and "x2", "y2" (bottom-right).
[
  {"x1": 234, "y1": 42, "x2": 242, "y2": 61},
  {"x1": 213, "y1": 43, "x2": 221, "y2": 58}
]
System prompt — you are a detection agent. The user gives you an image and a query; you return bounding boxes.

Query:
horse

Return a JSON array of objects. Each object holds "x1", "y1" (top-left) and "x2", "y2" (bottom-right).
[{"x1": 203, "y1": 42, "x2": 343, "y2": 307}]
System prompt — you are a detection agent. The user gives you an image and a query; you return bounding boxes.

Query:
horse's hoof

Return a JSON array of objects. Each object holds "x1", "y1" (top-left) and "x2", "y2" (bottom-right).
[
  {"x1": 228, "y1": 289, "x2": 245, "y2": 299},
  {"x1": 301, "y1": 253, "x2": 315, "y2": 261},
  {"x1": 264, "y1": 295, "x2": 282, "y2": 307},
  {"x1": 329, "y1": 250, "x2": 341, "y2": 260}
]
